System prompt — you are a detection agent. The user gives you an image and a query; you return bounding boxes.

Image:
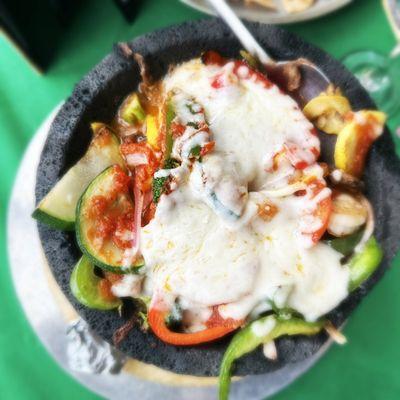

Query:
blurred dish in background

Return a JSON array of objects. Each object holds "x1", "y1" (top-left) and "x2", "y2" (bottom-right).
[{"x1": 180, "y1": 0, "x2": 353, "y2": 24}]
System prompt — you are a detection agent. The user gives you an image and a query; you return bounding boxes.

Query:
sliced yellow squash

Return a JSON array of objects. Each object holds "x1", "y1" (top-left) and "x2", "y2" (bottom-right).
[
  {"x1": 303, "y1": 94, "x2": 351, "y2": 134},
  {"x1": 334, "y1": 110, "x2": 386, "y2": 177}
]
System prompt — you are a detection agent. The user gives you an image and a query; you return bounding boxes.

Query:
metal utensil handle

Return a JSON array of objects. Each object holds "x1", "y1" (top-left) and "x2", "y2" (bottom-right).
[
  {"x1": 382, "y1": 0, "x2": 400, "y2": 57},
  {"x1": 382, "y1": 0, "x2": 400, "y2": 40},
  {"x1": 206, "y1": 0, "x2": 273, "y2": 64}
]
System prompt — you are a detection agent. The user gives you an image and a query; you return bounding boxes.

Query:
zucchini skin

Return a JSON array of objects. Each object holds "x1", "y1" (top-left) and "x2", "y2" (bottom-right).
[
  {"x1": 32, "y1": 208, "x2": 75, "y2": 231},
  {"x1": 33, "y1": 125, "x2": 124, "y2": 231},
  {"x1": 70, "y1": 256, "x2": 122, "y2": 310},
  {"x1": 76, "y1": 240, "x2": 144, "y2": 274},
  {"x1": 76, "y1": 166, "x2": 144, "y2": 274}
]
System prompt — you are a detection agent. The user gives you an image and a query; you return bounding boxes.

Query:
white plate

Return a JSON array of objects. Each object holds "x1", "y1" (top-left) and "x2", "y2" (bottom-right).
[{"x1": 181, "y1": 0, "x2": 353, "y2": 24}]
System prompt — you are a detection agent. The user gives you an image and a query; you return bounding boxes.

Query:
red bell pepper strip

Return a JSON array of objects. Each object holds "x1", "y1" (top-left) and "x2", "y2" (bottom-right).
[{"x1": 148, "y1": 305, "x2": 242, "y2": 346}]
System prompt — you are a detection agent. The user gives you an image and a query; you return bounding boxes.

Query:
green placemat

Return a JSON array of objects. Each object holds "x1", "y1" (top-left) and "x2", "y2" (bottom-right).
[{"x1": 1, "y1": 0, "x2": 399, "y2": 399}]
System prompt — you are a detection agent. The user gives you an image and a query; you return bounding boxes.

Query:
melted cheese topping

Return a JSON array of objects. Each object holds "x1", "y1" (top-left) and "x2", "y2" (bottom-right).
[
  {"x1": 164, "y1": 59, "x2": 319, "y2": 189},
  {"x1": 139, "y1": 59, "x2": 350, "y2": 324}
]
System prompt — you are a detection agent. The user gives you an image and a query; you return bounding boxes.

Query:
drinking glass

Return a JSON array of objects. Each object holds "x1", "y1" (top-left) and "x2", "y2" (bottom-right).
[{"x1": 341, "y1": 0, "x2": 400, "y2": 144}]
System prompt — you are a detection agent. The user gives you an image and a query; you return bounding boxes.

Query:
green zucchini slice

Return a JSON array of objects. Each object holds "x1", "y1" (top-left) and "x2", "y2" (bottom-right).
[
  {"x1": 76, "y1": 165, "x2": 144, "y2": 273},
  {"x1": 33, "y1": 124, "x2": 124, "y2": 230},
  {"x1": 70, "y1": 256, "x2": 122, "y2": 310}
]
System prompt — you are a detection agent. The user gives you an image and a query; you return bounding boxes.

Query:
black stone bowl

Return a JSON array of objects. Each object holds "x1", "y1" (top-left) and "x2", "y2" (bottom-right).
[{"x1": 35, "y1": 19, "x2": 400, "y2": 377}]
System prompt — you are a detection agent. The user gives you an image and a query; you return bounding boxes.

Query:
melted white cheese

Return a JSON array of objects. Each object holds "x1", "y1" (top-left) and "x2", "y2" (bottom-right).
[
  {"x1": 263, "y1": 341, "x2": 278, "y2": 360},
  {"x1": 111, "y1": 274, "x2": 143, "y2": 298},
  {"x1": 251, "y1": 317, "x2": 276, "y2": 337},
  {"x1": 164, "y1": 59, "x2": 319, "y2": 190},
  {"x1": 138, "y1": 59, "x2": 350, "y2": 324},
  {"x1": 142, "y1": 185, "x2": 259, "y2": 308}
]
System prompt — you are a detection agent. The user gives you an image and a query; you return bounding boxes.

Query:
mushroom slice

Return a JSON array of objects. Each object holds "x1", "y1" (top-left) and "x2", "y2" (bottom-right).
[{"x1": 328, "y1": 191, "x2": 368, "y2": 237}]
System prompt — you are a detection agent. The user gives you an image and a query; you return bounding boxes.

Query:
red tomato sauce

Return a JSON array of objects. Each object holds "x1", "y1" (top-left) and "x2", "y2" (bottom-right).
[
  {"x1": 205, "y1": 306, "x2": 242, "y2": 329},
  {"x1": 120, "y1": 142, "x2": 161, "y2": 192},
  {"x1": 87, "y1": 166, "x2": 136, "y2": 251},
  {"x1": 98, "y1": 278, "x2": 118, "y2": 302}
]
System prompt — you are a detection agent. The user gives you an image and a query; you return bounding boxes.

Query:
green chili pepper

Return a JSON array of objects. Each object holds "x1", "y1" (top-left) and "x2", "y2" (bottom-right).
[
  {"x1": 348, "y1": 236, "x2": 383, "y2": 291},
  {"x1": 218, "y1": 315, "x2": 324, "y2": 400}
]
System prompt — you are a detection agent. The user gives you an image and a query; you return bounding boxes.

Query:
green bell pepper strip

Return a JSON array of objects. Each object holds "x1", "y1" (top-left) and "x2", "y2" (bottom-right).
[
  {"x1": 218, "y1": 236, "x2": 382, "y2": 399},
  {"x1": 326, "y1": 231, "x2": 382, "y2": 290},
  {"x1": 218, "y1": 315, "x2": 325, "y2": 400},
  {"x1": 325, "y1": 229, "x2": 363, "y2": 256},
  {"x1": 348, "y1": 236, "x2": 383, "y2": 291},
  {"x1": 218, "y1": 235, "x2": 382, "y2": 399}
]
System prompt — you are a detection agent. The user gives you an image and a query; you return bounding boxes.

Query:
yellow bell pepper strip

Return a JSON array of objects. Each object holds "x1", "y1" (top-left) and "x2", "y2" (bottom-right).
[
  {"x1": 348, "y1": 236, "x2": 383, "y2": 291},
  {"x1": 146, "y1": 114, "x2": 159, "y2": 149},
  {"x1": 334, "y1": 110, "x2": 386, "y2": 177},
  {"x1": 218, "y1": 315, "x2": 325, "y2": 400},
  {"x1": 119, "y1": 93, "x2": 146, "y2": 125}
]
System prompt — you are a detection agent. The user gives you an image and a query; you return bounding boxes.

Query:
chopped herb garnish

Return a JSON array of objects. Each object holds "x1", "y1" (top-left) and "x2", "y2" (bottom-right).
[
  {"x1": 189, "y1": 145, "x2": 201, "y2": 158},
  {"x1": 186, "y1": 103, "x2": 197, "y2": 114},
  {"x1": 187, "y1": 121, "x2": 199, "y2": 129},
  {"x1": 152, "y1": 158, "x2": 180, "y2": 203},
  {"x1": 164, "y1": 158, "x2": 179, "y2": 169},
  {"x1": 153, "y1": 177, "x2": 168, "y2": 204}
]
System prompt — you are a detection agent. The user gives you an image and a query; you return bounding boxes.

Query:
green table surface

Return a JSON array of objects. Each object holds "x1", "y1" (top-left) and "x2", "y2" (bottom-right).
[{"x1": 1, "y1": 0, "x2": 400, "y2": 399}]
